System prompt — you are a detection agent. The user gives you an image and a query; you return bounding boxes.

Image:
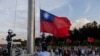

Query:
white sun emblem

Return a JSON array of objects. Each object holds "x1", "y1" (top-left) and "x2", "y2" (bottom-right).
[{"x1": 44, "y1": 13, "x2": 49, "y2": 19}]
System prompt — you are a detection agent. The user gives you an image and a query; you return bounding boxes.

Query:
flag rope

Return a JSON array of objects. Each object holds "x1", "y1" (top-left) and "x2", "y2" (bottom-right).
[
  {"x1": 13, "y1": 0, "x2": 18, "y2": 32},
  {"x1": 38, "y1": 0, "x2": 42, "y2": 35}
]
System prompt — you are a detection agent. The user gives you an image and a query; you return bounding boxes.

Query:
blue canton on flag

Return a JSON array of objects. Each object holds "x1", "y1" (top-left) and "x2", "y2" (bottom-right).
[{"x1": 40, "y1": 9, "x2": 54, "y2": 22}]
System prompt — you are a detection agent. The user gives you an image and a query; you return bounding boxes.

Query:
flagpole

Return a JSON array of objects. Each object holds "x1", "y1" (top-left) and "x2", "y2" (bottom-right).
[{"x1": 27, "y1": 0, "x2": 35, "y2": 54}]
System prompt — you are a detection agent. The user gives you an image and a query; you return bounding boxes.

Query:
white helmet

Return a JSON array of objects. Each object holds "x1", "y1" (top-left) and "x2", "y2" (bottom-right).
[{"x1": 8, "y1": 29, "x2": 13, "y2": 33}]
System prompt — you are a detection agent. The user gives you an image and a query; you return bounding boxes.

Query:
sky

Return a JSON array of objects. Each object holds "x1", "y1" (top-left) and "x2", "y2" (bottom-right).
[{"x1": 0, "y1": 0, "x2": 100, "y2": 40}]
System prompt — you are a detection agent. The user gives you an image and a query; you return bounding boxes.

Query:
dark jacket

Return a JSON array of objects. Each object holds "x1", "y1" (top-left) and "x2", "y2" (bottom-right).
[{"x1": 6, "y1": 34, "x2": 16, "y2": 41}]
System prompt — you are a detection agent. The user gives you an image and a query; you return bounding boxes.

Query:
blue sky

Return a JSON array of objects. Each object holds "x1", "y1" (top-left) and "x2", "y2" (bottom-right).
[{"x1": 0, "y1": 0, "x2": 100, "y2": 39}]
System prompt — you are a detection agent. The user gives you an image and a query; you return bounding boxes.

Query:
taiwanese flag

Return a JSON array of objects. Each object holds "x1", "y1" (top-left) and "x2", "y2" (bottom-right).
[{"x1": 40, "y1": 9, "x2": 71, "y2": 38}]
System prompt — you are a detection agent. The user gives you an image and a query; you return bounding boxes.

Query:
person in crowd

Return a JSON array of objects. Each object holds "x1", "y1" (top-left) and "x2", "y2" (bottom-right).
[
  {"x1": 77, "y1": 47, "x2": 81, "y2": 56},
  {"x1": 62, "y1": 48, "x2": 70, "y2": 56},
  {"x1": 54, "y1": 48, "x2": 59, "y2": 56},
  {"x1": 38, "y1": 47, "x2": 50, "y2": 56},
  {"x1": 81, "y1": 47, "x2": 85, "y2": 56}
]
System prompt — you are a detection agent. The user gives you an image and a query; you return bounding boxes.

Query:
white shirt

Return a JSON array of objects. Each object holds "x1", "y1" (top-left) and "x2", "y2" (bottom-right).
[
  {"x1": 81, "y1": 49, "x2": 85, "y2": 54},
  {"x1": 38, "y1": 51, "x2": 50, "y2": 56}
]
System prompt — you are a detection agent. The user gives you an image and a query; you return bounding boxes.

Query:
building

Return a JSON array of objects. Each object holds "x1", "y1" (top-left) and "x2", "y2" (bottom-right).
[
  {"x1": 0, "y1": 39, "x2": 21, "y2": 47},
  {"x1": 0, "y1": 39, "x2": 7, "y2": 47}
]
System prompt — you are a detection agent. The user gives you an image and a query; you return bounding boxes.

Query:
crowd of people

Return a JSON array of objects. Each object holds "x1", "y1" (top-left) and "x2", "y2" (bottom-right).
[
  {"x1": 34, "y1": 46, "x2": 100, "y2": 56},
  {"x1": 0, "y1": 31, "x2": 99, "y2": 56},
  {"x1": 34, "y1": 34, "x2": 100, "y2": 56},
  {"x1": 0, "y1": 46, "x2": 27, "y2": 56},
  {"x1": 0, "y1": 46, "x2": 100, "y2": 56}
]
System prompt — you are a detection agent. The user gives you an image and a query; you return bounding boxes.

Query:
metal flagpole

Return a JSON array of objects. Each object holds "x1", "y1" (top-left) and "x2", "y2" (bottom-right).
[{"x1": 27, "y1": 0, "x2": 35, "y2": 54}]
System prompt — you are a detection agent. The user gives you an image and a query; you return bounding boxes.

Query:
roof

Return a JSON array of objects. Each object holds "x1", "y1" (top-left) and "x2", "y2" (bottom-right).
[
  {"x1": 0, "y1": 39, "x2": 7, "y2": 44},
  {"x1": 0, "y1": 39, "x2": 21, "y2": 45}
]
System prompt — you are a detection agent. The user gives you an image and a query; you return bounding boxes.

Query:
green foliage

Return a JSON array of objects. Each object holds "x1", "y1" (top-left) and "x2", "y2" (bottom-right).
[
  {"x1": 35, "y1": 38, "x2": 41, "y2": 46},
  {"x1": 21, "y1": 40, "x2": 27, "y2": 46},
  {"x1": 94, "y1": 40, "x2": 100, "y2": 46},
  {"x1": 13, "y1": 39, "x2": 21, "y2": 42},
  {"x1": 70, "y1": 21, "x2": 100, "y2": 41},
  {"x1": 82, "y1": 40, "x2": 88, "y2": 46},
  {"x1": 72, "y1": 41, "x2": 80, "y2": 46}
]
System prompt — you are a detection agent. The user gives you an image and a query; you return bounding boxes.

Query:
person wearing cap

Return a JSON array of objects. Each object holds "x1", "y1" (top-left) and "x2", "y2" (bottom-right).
[{"x1": 6, "y1": 29, "x2": 16, "y2": 56}]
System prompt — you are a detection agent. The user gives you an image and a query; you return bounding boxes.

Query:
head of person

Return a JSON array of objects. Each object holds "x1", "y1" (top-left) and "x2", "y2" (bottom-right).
[
  {"x1": 8, "y1": 29, "x2": 13, "y2": 34},
  {"x1": 43, "y1": 47, "x2": 47, "y2": 51}
]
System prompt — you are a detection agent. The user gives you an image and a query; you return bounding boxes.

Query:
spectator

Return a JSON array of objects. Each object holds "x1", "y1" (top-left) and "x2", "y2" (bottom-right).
[
  {"x1": 38, "y1": 47, "x2": 50, "y2": 56},
  {"x1": 63, "y1": 48, "x2": 70, "y2": 56}
]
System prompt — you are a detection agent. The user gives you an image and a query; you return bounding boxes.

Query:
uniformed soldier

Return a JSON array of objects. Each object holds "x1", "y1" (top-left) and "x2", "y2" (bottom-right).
[
  {"x1": 6, "y1": 29, "x2": 16, "y2": 56},
  {"x1": 41, "y1": 33, "x2": 47, "y2": 51}
]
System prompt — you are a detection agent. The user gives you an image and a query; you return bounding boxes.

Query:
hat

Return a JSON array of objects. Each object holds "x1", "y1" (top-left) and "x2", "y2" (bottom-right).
[{"x1": 8, "y1": 29, "x2": 13, "y2": 33}]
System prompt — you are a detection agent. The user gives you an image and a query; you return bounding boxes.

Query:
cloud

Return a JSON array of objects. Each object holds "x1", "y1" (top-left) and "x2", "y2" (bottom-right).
[
  {"x1": 68, "y1": 4, "x2": 73, "y2": 17},
  {"x1": 84, "y1": 0, "x2": 94, "y2": 14},
  {"x1": 13, "y1": 31, "x2": 27, "y2": 40},
  {"x1": 39, "y1": 0, "x2": 67, "y2": 11},
  {"x1": 0, "y1": 0, "x2": 40, "y2": 39},
  {"x1": 0, "y1": 0, "x2": 74, "y2": 39},
  {"x1": 70, "y1": 18, "x2": 91, "y2": 30},
  {"x1": 0, "y1": 31, "x2": 7, "y2": 35},
  {"x1": 0, "y1": 31, "x2": 27, "y2": 40},
  {"x1": 0, "y1": 0, "x2": 28, "y2": 40},
  {"x1": 84, "y1": 5, "x2": 91, "y2": 14},
  {"x1": 0, "y1": 0, "x2": 27, "y2": 25}
]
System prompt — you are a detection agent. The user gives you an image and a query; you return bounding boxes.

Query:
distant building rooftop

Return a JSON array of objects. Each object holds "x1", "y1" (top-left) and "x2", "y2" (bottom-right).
[{"x1": 0, "y1": 39, "x2": 7, "y2": 44}]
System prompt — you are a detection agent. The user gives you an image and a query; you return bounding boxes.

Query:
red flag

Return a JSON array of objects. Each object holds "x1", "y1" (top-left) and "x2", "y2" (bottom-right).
[
  {"x1": 67, "y1": 39, "x2": 72, "y2": 44},
  {"x1": 40, "y1": 9, "x2": 71, "y2": 38},
  {"x1": 87, "y1": 37, "x2": 95, "y2": 43}
]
